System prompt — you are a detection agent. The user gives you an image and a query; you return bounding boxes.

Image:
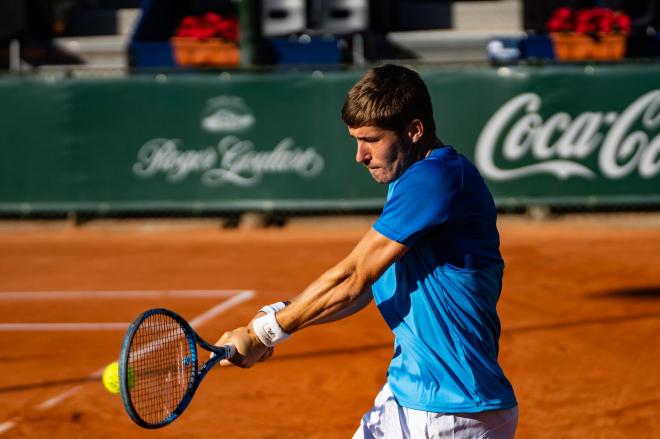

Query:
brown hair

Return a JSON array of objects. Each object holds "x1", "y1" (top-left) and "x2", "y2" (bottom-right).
[{"x1": 341, "y1": 64, "x2": 437, "y2": 137}]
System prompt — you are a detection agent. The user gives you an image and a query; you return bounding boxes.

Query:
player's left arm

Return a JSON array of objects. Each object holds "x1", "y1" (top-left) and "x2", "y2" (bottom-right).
[{"x1": 215, "y1": 228, "x2": 407, "y2": 367}]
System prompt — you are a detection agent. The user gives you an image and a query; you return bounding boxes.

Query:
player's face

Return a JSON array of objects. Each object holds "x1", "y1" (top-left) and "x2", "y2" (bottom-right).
[{"x1": 348, "y1": 125, "x2": 416, "y2": 184}]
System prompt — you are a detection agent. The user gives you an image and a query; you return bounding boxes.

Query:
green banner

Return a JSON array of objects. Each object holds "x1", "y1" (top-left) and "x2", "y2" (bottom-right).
[
  {"x1": 423, "y1": 65, "x2": 660, "y2": 206},
  {"x1": 0, "y1": 65, "x2": 659, "y2": 214}
]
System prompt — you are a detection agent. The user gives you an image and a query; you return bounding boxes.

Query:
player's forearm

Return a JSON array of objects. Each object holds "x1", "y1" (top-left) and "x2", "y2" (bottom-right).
[
  {"x1": 275, "y1": 261, "x2": 370, "y2": 333},
  {"x1": 296, "y1": 287, "x2": 372, "y2": 329}
]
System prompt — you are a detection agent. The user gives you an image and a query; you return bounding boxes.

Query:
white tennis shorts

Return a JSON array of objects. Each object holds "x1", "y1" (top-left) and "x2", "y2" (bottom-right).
[{"x1": 353, "y1": 383, "x2": 518, "y2": 439}]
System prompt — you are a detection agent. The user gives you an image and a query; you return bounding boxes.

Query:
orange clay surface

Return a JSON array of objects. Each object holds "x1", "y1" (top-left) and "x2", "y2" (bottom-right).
[{"x1": 0, "y1": 214, "x2": 659, "y2": 438}]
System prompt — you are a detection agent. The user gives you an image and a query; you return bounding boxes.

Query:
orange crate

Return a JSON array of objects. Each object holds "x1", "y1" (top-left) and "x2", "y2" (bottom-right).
[
  {"x1": 171, "y1": 37, "x2": 240, "y2": 66},
  {"x1": 551, "y1": 32, "x2": 626, "y2": 61}
]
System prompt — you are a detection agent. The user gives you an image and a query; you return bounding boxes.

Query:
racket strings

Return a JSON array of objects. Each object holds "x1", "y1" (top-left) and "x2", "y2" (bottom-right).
[{"x1": 127, "y1": 313, "x2": 195, "y2": 425}]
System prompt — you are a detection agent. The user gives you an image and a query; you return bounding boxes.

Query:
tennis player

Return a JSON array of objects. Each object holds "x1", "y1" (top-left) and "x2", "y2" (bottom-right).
[{"x1": 215, "y1": 64, "x2": 518, "y2": 438}]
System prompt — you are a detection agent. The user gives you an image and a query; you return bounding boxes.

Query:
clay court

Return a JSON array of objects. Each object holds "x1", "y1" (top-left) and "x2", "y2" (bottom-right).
[{"x1": 0, "y1": 214, "x2": 659, "y2": 438}]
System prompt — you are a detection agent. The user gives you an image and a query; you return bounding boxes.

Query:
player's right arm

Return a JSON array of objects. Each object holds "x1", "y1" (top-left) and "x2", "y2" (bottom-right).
[
  {"x1": 214, "y1": 227, "x2": 407, "y2": 367},
  {"x1": 274, "y1": 227, "x2": 406, "y2": 333},
  {"x1": 248, "y1": 287, "x2": 371, "y2": 330},
  {"x1": 293, "y1": 285, "x2": 373, "y2": 328}
]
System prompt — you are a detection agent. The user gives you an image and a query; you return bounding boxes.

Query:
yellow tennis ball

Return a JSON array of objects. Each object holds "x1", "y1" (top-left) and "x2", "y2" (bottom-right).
[
  {"x1": 102, "y1": 362, "x2": 120, "y2": 394},
  {"x1": 127, "y1": 366, "x2": 135, "y2": 390}
]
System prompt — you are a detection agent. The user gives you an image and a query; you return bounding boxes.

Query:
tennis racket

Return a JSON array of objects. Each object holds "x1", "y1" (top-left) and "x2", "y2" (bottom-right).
[{"x1": 118, "y1": 308, "x2": 236, "y2": 429}]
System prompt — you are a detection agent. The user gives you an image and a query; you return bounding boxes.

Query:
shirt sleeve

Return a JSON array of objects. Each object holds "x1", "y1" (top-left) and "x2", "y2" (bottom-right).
[{"x1": 373, "y1": 159, "x2": 461, "y2": 248}]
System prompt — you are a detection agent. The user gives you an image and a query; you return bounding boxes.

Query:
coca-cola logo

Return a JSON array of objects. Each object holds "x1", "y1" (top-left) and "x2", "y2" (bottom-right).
[
  {"x1": 475, "y1": 91, "x2": 660, "y2": 181},
  {"x1": 132, "y1": 136, "x2": 325, "y2": 187}
]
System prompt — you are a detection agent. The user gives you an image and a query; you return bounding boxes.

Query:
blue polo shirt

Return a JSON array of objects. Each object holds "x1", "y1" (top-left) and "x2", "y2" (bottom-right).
[{"x1": 372, "y1": 146, "x2": 517, "y2": 413}]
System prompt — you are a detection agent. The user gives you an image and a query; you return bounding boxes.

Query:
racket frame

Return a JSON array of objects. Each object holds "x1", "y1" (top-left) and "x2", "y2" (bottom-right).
[{"x1": 119, "y1": 308, "x2": 234, "y2": 429}]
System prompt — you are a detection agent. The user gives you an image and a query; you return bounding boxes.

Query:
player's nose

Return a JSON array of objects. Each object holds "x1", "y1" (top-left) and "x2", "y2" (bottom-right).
[{"x1": 355, "y1": 142, "x2": 371, "y2": 165}]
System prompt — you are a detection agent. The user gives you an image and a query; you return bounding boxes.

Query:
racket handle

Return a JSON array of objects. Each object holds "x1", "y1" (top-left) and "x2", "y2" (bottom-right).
[
  {"x1": 209, "y1": 344, "x2": 236, "y2": 360},
  {"x1": 224, "y1": 344, "x2": 237, "y2": 360}
]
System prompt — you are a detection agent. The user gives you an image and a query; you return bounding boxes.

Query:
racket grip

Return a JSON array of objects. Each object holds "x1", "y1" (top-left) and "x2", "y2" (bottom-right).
[{"x1": 224, "y1": 344, "x2": 237, "y2": 360}]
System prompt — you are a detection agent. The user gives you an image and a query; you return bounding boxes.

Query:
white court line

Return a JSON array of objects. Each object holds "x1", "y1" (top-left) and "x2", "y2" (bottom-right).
[
  {"x1": 189, "y1": 290, "x2": 254, "y2": 328},
  {"x1": 0, "y1": 290, "x2": 243, "y2": 300},
  {"x1": 0, "y1": 290, "x2": 255, "y2": 332},
  {"x1": 0, "y1": 323, "x2": 129, "y2": 332},
  {"x1": 0, "y1": 289, "x2": 256, "y2": 435},
  {"x1": 35, "y1": 385, "x2": 85, "y2": 411},
  {"x1": 0, "y1": 421, "x2": 17, "y2": 435}
]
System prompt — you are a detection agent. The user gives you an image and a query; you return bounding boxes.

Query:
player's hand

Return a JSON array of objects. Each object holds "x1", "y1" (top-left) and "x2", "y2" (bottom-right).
[{"x1": 214, "y1": 326, "x2": 270, "y2": 368}]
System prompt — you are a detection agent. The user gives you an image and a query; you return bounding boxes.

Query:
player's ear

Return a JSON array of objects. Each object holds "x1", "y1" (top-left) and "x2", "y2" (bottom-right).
[{"x1": 407, "y1": 119, "x2": 424, "y2": 144}]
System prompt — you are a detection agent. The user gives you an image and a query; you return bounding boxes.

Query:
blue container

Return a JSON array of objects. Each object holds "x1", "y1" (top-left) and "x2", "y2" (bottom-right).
[
  {"x1": 271, "y1": 37, "x2": 342, "y2": 65},
  {"x1": 129, "y1": 41, "x2": 176, "y2": 68},
  {"x1": 520, "y1": 34, "x2": 555, "y2": 60}
]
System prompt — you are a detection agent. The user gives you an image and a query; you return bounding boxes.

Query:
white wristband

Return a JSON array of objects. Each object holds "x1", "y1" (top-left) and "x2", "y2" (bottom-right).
[
  {"x1": 259, "y1": 301, "x2": 289, "y2": 314},
  {"x1": 252, "y1": 312, "x2": 290, "y2": 347}
]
